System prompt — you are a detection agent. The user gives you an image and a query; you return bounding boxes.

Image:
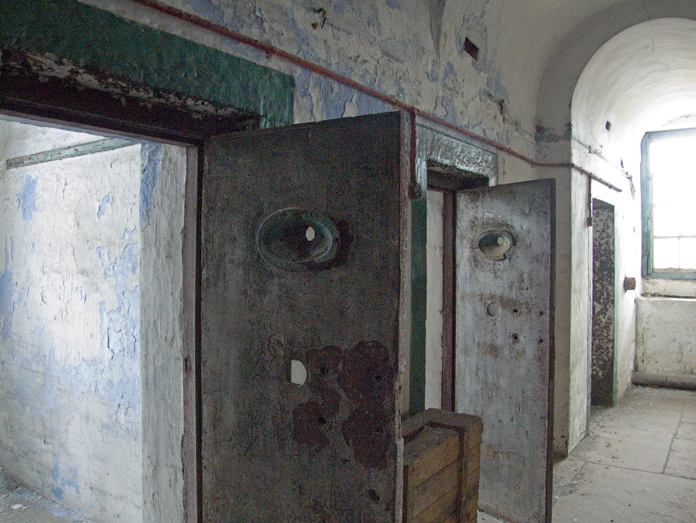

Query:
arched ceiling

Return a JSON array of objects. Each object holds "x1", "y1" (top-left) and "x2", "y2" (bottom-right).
[
  {"x1": 438, "y1": 0, "x2": 696, "y2": 157},
  {"x1": 572, "y1": 17, "x2": 696, "y2": 168}
]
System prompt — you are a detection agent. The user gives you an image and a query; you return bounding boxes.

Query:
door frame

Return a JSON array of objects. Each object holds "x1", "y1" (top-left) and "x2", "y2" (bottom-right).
[
  {"x1": 426, "y1": 170, "x2": 490, "y2": 411},
  {"x1": 1, "y1": 2, "x2": 295, "y2": 521},
  {"x1": 408, "y1": 124, "x2": 498, "y2": 415}
]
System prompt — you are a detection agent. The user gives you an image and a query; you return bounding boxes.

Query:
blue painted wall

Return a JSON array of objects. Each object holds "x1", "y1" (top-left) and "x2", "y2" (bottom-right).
[{"x1": 0, "y1": 120, "x2": 145, "y2": 523}]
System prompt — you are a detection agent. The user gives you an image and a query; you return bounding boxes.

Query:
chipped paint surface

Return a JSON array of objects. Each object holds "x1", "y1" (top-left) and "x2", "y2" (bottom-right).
[
  {"x1": 591, "y1": 200, "x2": 615, "y2": 406},
  {"x1": 0, "y1": 0, "x2": 294, "y2": 127},
  {"x1": 0, "y1": 119, "x2": 143, "y2": 523},
  {"x1": 201, "y1": 113, "x2": 405, "y2": 521},
  {"x1": 157, "y1": 0, "x2": 522, "y2": 144},
  {"x1": 455, "y1": 180, "x2": 554, "y2": 523}
]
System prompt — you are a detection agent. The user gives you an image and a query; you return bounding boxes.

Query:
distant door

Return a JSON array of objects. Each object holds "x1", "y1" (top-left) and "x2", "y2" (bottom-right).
[
  {"x1": 591, "y1": 199, "x2": 616, "y2": 407},
  {"x1": 200, "y1": 113, "x2": 408, "y2": 522},
  {"x1": 455, "y1": 180, "x2": 555, "y2": 523}
]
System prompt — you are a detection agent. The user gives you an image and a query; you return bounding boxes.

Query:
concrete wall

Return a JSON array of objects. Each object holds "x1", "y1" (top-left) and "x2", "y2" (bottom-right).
[
  {"x1": 0, "y1": 120, "x2": 143, "y2": 522},
  {"x1": 139, "y1": 143, "x2": 188, "y2": 523},
  {"x1": 636, "y1": 297, "x2": 696, "y2": 376}
]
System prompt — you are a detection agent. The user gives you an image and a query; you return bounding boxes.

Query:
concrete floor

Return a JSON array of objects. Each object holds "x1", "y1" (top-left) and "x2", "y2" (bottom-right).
[
  {"x1": 482, "y1": 384, "x2": 696, "y2": 523},
  {"x1": 2, "y1": 385, "x2": 694, "y2": 523},
  {"x1": 0, "y1": 467, "x2": 95, "y2": 523}
]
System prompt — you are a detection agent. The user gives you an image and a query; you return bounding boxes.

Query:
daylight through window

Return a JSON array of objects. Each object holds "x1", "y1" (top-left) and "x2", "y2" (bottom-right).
[{"x1": 647, "y1": 131, "x2": 696, "y2": 272}]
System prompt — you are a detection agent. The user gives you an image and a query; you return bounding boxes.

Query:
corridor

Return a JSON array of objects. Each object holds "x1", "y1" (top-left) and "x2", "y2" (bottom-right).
[{"x1": 482, "y1": 384, "x2": 696, "y2": 523}]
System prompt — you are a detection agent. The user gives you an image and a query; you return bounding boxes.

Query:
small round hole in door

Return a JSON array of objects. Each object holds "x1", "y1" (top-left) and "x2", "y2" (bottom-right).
[{"x1": 478, "y1": 230, "x2": 514, "y2": 261}]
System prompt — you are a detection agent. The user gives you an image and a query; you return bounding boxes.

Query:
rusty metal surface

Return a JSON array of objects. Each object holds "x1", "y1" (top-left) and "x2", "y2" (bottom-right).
[
  {"x1": 201, "y1": 113, "x2": 406, "y2": 522},
  {"x1": 0, "y1": 50, "x2": 258, "y2": 143},
  {"x1": 591, "y1": 199, "x2": 615, "y2": 407},
  {"x1": 455, "y1": 180, "x2": 555, "y2": 523}
]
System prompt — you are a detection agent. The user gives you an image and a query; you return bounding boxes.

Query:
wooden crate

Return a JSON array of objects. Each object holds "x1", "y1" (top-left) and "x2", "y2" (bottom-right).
[{"x1": 403, "y1": 409, "x2": 482, "y2": 523}]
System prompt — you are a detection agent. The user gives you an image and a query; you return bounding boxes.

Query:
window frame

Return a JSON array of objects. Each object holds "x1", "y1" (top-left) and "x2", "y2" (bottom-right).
[{"x1": 641, "y1": 127, "x2": 696, "y2": 279}]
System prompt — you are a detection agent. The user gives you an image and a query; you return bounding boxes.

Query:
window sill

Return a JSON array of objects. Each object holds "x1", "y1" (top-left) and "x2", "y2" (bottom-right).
[{"x1": 642, "y1": 277, "x2": 696, "y2": 298}]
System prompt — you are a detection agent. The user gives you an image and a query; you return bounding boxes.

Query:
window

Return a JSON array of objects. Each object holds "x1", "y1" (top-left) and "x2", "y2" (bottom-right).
[{"x1": 641, "y1": 128, "x2": 696, "y2": 278}]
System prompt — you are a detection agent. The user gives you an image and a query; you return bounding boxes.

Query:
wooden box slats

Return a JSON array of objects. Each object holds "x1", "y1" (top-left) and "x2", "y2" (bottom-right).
[{"x1": 402, "y1": 409, "x2": 483, "y2": 523}]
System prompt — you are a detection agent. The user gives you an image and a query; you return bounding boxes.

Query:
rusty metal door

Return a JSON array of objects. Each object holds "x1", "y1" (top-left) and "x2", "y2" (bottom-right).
[
  {"x1": 455, "y1": 180, "x2": 555, "y2": 523},
  {"x1": 200, "y1": 113, "x2": 408, "y2": 522}
]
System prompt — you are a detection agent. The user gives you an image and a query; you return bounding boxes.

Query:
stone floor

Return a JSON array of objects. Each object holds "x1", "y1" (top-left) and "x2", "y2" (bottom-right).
[
  {"x1": 481, "y1": 384, "x2": 696, "y2": 523},
  {"x1": 0, "y1": 468, "x2": 94, "y2": 523},
  {"x1": 2, "y1": 385, "x2": 694, "y2": 522}
]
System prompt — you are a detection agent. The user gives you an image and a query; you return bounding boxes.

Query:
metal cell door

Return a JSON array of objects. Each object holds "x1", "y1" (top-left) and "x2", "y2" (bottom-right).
[
  {"x1": 455, "y1": 179, "x2": 555, "y2": 523},
  {"x1": 200, "y1": 113, "x2": 409, "y2": 522}
]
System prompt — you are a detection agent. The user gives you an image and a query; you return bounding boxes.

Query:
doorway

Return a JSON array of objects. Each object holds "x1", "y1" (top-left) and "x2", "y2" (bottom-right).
[
  {"x1": 0, "y1": 116, "x2": 190, "y2": 522},
  {"x1": 425, "y1": 167, "x2": 489, "y2": 411},
  {"x1": 591, "y1": 198, "x2": 616, "y2": 406},
  {"x1": 422, "y1": 164, "x2": 556, "y2": 523}
]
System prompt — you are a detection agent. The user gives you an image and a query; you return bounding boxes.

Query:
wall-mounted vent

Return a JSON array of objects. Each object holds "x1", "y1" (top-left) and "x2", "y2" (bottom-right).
[{"x1": 464, "y1": 37, "x2": 479, "y2": 61}]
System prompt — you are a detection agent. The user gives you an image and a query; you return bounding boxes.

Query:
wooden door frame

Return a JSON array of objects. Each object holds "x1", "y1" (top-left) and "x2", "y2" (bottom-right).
[
  {"x1": 408, "y1": 124, "x2": 497, "y2": 416},
  {"x1": 427, "y1": 170, "x2": 489, "y2": 411}
]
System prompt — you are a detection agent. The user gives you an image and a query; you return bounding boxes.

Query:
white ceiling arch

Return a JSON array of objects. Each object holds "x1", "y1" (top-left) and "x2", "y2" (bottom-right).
[
  {"x1": 572, "y1": 17, "x2": 696, "y2": 171},
  {"x1": 532, "y1": 0, "x2": 696, "y2": 164}
]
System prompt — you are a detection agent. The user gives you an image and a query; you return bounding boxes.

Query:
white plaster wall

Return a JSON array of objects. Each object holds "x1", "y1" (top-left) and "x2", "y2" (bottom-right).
[
  {"x1": 140, "y1": 143, "x2": 188, "y2": 523},
  {"x1": 564, "y1": 17, "x2": 696, "y2": 451},
  {"x1": 568, "y1": 17, "x2": 696, "y2": 447},
  {"x1": 636, "y1": 297, "x2": 696, "y2": 376},
  {"x1": 643, "y1": 278, "x2": 696, "y2": 297},
  {"x1": 424, "y1": 190, "x2": 443, "y2": 409},
  {"x1": 0, "y1": 120, "x2": 144, "y2": 523},
  {"x1": 568, "y1": 169, "x2": 591, "y2": 450}
]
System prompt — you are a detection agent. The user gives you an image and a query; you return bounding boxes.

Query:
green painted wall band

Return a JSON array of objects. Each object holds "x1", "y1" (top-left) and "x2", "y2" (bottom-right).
[
  {"x1": 409, "y1": 197, "x2": 428, "y2": 415},
  {"x1": 0, "y1": 0, "x2": 294, "y2": 128}
]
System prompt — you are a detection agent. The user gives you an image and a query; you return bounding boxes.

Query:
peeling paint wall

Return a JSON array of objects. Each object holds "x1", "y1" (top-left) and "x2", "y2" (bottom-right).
[
  {"x1": 82, "y1": 0, "x2": 529, "y2": 152},
  {"x1": 0, "y1": 119, "x2": 143, "y2": 523},
  {"x1": 139, "y1": 144, "x2": 188, "y2": 523}
]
